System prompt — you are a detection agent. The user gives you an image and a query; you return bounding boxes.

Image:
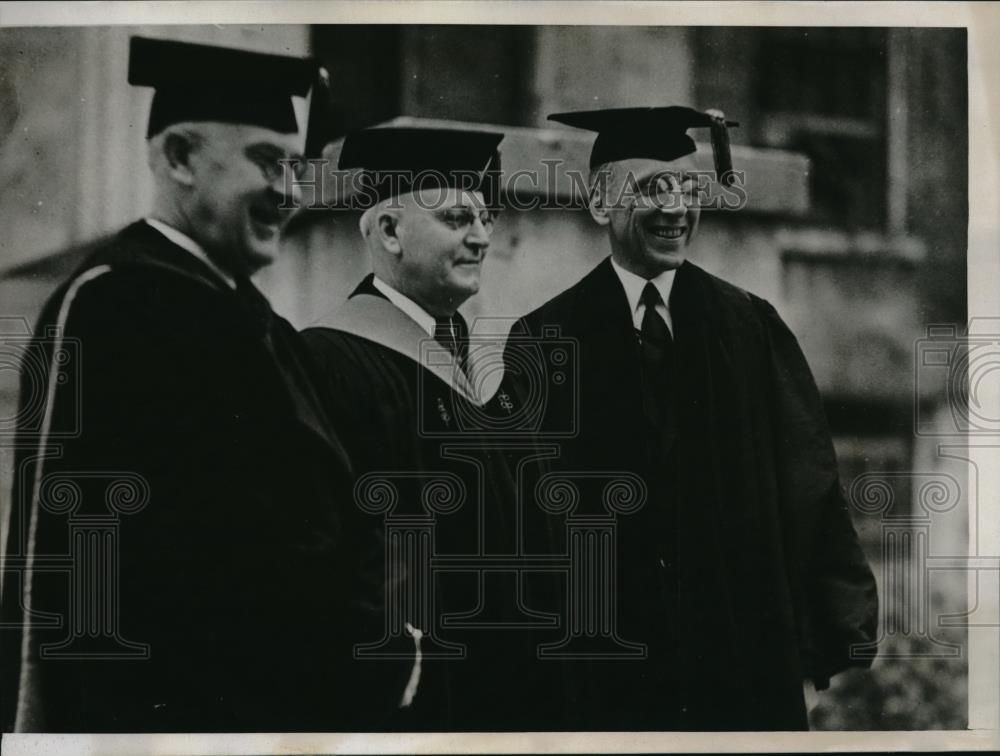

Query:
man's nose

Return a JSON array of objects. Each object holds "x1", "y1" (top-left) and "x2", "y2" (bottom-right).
[
  {"x1": 465, "y1": 217, "x2": 491, "y2": 249},
  {"x1": 269, "y1": 161, "x2": 302, "y2": 206},
  {"x1": 658, "y1": 192, "x2": 687, "y2": 217},
  {"x1": 655, "y1": 180, "x2": 688, "y2": 217},
  {"x1": 276, "y1": 170, "x2": 302, "y2": 205}
]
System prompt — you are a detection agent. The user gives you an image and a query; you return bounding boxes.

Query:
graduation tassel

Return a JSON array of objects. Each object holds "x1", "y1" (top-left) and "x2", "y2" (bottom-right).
[{"x1": 704, "y1": 108, "x2": 739, "y2": 187}]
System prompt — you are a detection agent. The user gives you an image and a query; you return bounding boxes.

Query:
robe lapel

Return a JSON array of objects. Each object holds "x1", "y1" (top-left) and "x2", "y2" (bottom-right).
[
  {"x1": 575, "y1": 258, "x2": 659, "y2": 458},
  {"x1": 110, "y1": 223, "x2": 350, "y2": 464},
  {"x1": 668, "y1": 260, "x2": 749, "y2": 685},
  {"x1": 112, "y1": 221, "x2": 235, "y2": 293},
  {"x1": 572, "y1": 257, "x2": 636, "y2": 338}
]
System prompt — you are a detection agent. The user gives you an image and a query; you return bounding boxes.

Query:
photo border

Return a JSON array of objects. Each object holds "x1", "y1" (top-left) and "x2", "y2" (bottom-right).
[{"x1": 0, "y1": 1, "x2": 997, "y2": 753}]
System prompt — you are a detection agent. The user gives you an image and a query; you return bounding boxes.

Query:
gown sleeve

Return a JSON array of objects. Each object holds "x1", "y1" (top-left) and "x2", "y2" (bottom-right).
[
  {"x1": 298, "y1": 328, "x2": 420, "y2": 728},
  {"x1": 759, "y1": 299, "x2": 879, "y2": 689}
]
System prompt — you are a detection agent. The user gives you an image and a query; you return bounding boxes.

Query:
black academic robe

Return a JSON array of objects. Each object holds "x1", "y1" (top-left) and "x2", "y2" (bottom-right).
[
  {"x1": 503, "y1": 257, "x2": 879, "y2": 731},
  {"x1": 1, "y1": 221, "x2": 353, "y2": 733},
  {"x1": 301, "y1": 277, "x2": 565, "y2": 731}
]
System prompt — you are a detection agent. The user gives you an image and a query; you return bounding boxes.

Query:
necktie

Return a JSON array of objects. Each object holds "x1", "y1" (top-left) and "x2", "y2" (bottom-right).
[
  {"x1": 638, "y1": 282, "x2": 674, "y2": 431},
  {"x1": 435, "y1": 314, "x2": 470, "y2": 378},
  {"x1": 434, "y1": 316, "x2": 460, "y2": 358},
  {"x1": 640, "y1": 282, "x2": 672, "y2": 353}
]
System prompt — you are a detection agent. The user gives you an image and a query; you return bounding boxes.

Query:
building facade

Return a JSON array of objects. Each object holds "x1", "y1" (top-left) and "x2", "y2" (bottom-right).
[{"x1": 0, "y1": 24, "x2": 970, "y2": 729}]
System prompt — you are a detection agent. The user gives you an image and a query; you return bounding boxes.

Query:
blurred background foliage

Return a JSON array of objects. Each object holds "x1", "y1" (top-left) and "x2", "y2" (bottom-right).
[{"x1": 811, "y1": 588, "x2": 967, "y2": 730}]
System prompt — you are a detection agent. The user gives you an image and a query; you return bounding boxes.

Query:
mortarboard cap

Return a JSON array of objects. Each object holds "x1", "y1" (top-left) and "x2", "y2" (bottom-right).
[
  {"x1": 548, "y1": 106, "x2": 739, "y2": 182},
  {"x1": 338, "y1": 127, "x2": 504, "y2": 207},
  {"x1": 129, "y1": 36, "x2": 319, "y2": 144}
]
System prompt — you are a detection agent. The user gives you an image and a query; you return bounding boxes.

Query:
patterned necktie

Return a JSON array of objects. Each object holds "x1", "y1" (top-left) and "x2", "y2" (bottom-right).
[
  {"x1": 435, "y1": 314, "x2": 470, "y2": 378},
  {"x1": 434, "y1": 316, "x2": 460, "y2": 358}
]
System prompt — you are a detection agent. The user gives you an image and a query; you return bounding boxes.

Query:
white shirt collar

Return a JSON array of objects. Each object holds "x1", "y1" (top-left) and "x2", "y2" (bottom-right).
[
  {"x1": 371, "y1": 276, "x2": 437, "y2": 337},
  {"x1": 609, "y1": 256, "x2": 676, "y2": 335},
  {"x1": 144, "y1": 218, "x2": 236, "y2": 289}
]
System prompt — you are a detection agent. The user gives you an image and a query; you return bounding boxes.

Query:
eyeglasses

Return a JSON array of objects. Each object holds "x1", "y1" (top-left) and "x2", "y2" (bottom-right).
[
  {"x1": 258, "y1": 158, "x2": 307, "y2": 183},
  {"x1": 244, "y1": 144, "x2": 307, "y2": 184},
  {"x1": 435, "y1": 207, "x2": 497, "y2": 235},
  {"x1": 639, "y1": 172, "x2": 696, "y2": 198}
]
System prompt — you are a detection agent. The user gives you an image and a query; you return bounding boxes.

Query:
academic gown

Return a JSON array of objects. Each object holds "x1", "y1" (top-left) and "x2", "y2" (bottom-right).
[
  {"x1": 1, "y1": 221, "x2": 354, "y2": 733},
  {"x1": 503, "y1": 257, "x2": 879, "y2": 731},
  {"x1": 301, "y1": 276, "x2": 565, "y2": 731}
]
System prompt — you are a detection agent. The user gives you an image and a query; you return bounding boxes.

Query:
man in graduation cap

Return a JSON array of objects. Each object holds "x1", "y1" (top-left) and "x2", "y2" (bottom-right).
[
  {"x1": 503, "y1": 106, "x2": 879, "y2": 730},
  {"x1": 1, "y1": 37, "x2": 352, "y2": 732},
  {"x1": 301, "y1": 127, "x2": 558, "y2": 730}
]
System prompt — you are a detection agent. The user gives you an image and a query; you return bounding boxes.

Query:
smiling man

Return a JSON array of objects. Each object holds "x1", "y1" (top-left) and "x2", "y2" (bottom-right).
[
  {"x1": 302, "y1": 127, "x2": 558, "y2": 730},
  {"x1": 1, "y1": 37, "x2": 351, "y2": 732},
  {"x1": 503, "y1": 106, "x2": 879, "y2": 730}
]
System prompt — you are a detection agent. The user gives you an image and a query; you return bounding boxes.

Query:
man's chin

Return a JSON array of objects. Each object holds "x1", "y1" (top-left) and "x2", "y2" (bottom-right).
[
  {"x1": 639, "y1": 245, "x2": 686, "y2": 272},
  {"x1": 245, "y1": 216, "x2": 282, "y2": 259},
  {"x1": 238, "y1": 244, "x2": 277, "y2": 275},
  {"x1": 444, "y1": 275, "x2": 480, "y2": 305},
  {"x1": 450, "y1": 267, "x2": 481, "y2": 291}
]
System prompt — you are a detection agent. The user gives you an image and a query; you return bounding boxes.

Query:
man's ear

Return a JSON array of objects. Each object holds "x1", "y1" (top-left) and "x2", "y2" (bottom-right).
[
  {"x1": 588, "y1": 182, "x2": 611, "y2": 226},
  {"x1": 161, "y1": 130, "x2": 199, "y2": 187},
  {"x1": 375, "y1": 208, "x2": 403, "y2": 255}
]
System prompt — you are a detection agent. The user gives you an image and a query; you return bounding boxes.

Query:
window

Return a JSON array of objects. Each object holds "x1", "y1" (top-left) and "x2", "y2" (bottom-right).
[{"x1": 754, "y1": 28, "x2": 889, "y2": 229}]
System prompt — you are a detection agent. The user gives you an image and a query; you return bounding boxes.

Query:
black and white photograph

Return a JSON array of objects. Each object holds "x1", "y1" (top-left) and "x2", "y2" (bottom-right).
[{"x1": 0, "y1": 1, "x2": 997, "y2": 753}]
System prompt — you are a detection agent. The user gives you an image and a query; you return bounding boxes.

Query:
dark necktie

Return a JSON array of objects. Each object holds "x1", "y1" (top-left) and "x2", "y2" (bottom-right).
[
  {"x1": 638, "y1": 282, "x2": 674, "y2": 430},
  {"x1": 640, "y1": 282, "x2": 672, "y2": 354}
]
